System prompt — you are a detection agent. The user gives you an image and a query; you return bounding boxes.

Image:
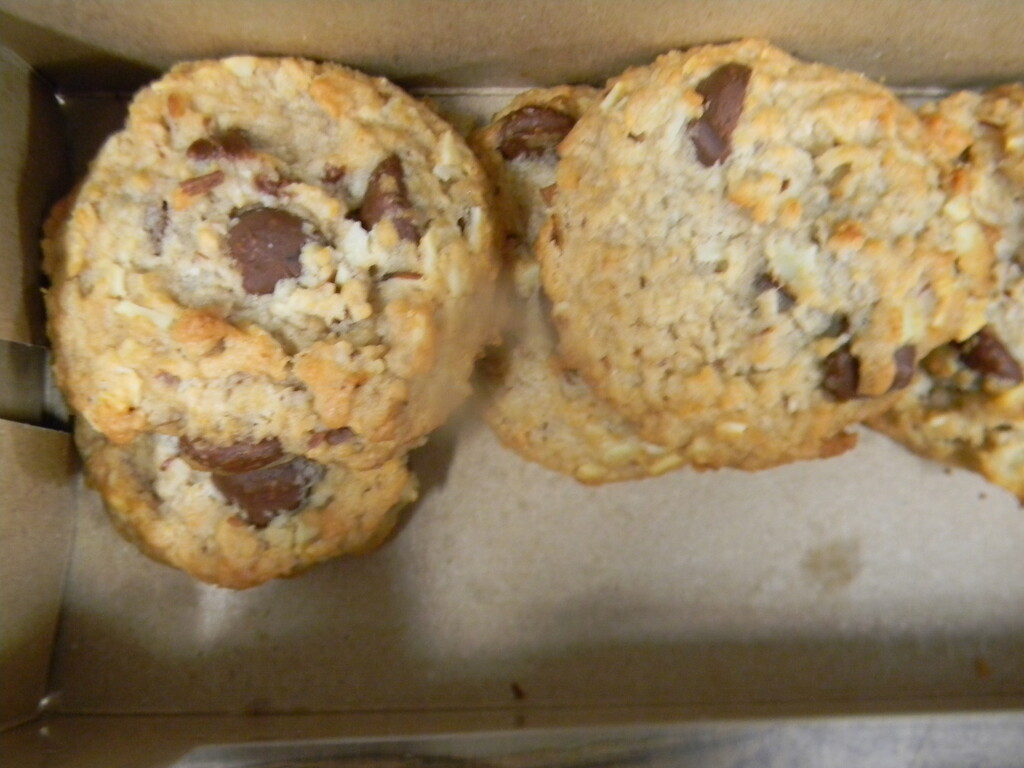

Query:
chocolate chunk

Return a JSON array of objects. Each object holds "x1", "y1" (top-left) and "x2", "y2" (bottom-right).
[
  {"x1": 540, "y1": 184, "x2": 558, "y2": 206},
  {"x1": 958, "y1": 327, "x2": 1023, "y2": 383},
  {"x1": 187, "y1": 130, "x2": 253, "y2": 162},
  {"x1": 822, "y1": 344, "x2": 860, "y2": 401},
  {"x1": 358, "y1": 155, "x2": 420, "y2": 242},
  {"x1": 695, "y1": 63, "x2": 752, "y2": 133},
  {"x1": 186, "y1": 138, "x2": 219, "y2": 161},
  {"x1": 753, "y1": 272, "x2": 795, "y2": 311},
  {"x1": 212, "y1": 458, "x2": 322, "y2": 527},
  {"x1": 218, "y1": 128, "x2": 253, "y2": 159},
  {"x1": 180, "y1": 170, "x2": 225, "y2": 196},
  {"x1": 890, "y1": 345, "x2": 917, "y2": 391},
  {"x1": 689, "y1": 118, "x2": 731, "y2": 167},
  {"x1": 498, "y1": 106, "x2": 576, "y2": 160},
  {"x1": 688, "y1": 62, "x2": 752, "y2": 166},
  {"x1": 226, "y1": 207, "x2": 308, "y2": 294},
  {"x1": 180, "y1": 436, "x2": 285, "y2": 474}
]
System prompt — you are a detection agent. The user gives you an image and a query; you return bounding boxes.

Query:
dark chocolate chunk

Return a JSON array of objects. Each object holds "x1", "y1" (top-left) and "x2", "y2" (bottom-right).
[
  {"x1": 226, "y1": 207, "x2": 308, "y2": 294},
  {"x1": 218, "y1": 128, "x2": 254, "y2": 159},
  {"x1": 212, "y1": 458, "x2": 322, "y2": 527},
  {"x1": 186, "y1": 138, "x2": 219, "y2": 161},
  {"x1": 689, "y1": 117, "x2": 731, "y2": 167},
  {"x1": 822, "y1": 344, "x2": 860, "y2": 401},
  {"x1": 180, "y1": 436, "x2": 285, "y2": 474},
  {"x1": 498, "y1": 106, "x2": 576, "y2": 160},
  {"x1": 358, "y1": 155, "x2": 420, "y2": 242},
  {"x1": 688, "y1": 62, "x2": 752, "y2": 166},
  {"x1": 890, "y1": 345, "x2": 917, "y2": 391},
  {"x1": 958, "y1": 327, "x2": 1023, "y2": 383},
  {"x1": 187, "y1": 130, "x2": 253, "y2": 162}
]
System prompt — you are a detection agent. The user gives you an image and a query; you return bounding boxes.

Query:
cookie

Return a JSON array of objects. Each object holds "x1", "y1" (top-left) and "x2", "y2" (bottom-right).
[
  {"x1": 43, "y1": 56, "x2": 499, "y2": 471},
  {"x1": 869, "y1": 86, "x2": 1024, "y2": 499},
  {"x1": 538, "y1": 39, "x2": 991, "y2": 470},
  {"x1": 474, "y1": 87, "x2": 685, "y2": 483},
  {"x1": 76, "y1": 420, "x2": 417, "y2": 588}
]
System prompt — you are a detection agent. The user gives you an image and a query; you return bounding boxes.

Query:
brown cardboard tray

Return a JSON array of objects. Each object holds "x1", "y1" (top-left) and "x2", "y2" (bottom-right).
[{"x1": 2, "y1": 2, "x2": 1024, "y2": 766}]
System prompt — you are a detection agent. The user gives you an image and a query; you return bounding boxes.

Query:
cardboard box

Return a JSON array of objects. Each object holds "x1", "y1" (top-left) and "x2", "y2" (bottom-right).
[{"x1": 2, "y1": 2, "x2": 1024, "y2": 765}]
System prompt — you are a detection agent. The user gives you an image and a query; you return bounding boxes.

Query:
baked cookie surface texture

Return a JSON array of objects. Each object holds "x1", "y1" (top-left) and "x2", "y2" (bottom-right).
[
  {"x1": 75, "y1": 422, "x2": 417, "y2": 588},
  {"x1": 870, "y1": 86, "x2": 1024, "y2": 499},
  {"x1": 475, "y1": 87, "x2": 686, "y2": 483},
  {"x1": 43, "y1": 56, "x2": 498, "y2": 586},
  {"x1": 44, "y1": 56, "x2": 499, "y2": 471},
  {"x1": 539, "y1": 39, "x2": 989, "y2": 470}
]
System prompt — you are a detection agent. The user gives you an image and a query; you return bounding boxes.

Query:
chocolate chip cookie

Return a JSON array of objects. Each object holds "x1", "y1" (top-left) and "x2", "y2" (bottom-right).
[
  {"x1": 869, "y1": 86, "x2": 1024, "y2": 499},
  {"x1": 474, "y1": 87, "x2": 685, "y2": 483},
  {"x1": 539, "y1": 40, "x2": 988, "y2": 470},
  {"x1": 75, "y1": 421, "x2": 416, "y2": 588},
  {"x1": 43, "y1": 56, "x2": 499, "y2": 472}
]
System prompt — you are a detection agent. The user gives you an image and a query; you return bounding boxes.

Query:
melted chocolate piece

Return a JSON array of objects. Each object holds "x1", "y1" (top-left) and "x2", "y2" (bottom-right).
[
  {"x1": 186, "y1": 138, "x2": 219, "y2": 161},
  {"x1": 498, "y1": 106, "x2": 576, "y2": 160},
  {"x1": 218, "y1": 128, "x2": 254, "y2": 159},
  {"x1": 180, "y1": 436, "x2": 284, "y2": 474},
  {"x1": 226, "y1": 207, "x2": 308, "y2": 294},
  {"x1": 958, "y1": 327, "x2": 1023, "y2": 383},
  {"x1": 890, "y1": 345, "x2": 917, "y2": 391},
  {"x1": 822, "y1": 344, "x2": 860, "y2": 401},
  {"x1": 212, "y1": 458, "x2": 322, "y2": 527},
  {"x1": 186, "y1": 129, "x2": 253, "y2": 161},
  {"x1": 358, "y1": 155, "x2": 420, "y2": 242},
  {"x1": 688, "y1": 63, "x2": 752, "y2": 166}
]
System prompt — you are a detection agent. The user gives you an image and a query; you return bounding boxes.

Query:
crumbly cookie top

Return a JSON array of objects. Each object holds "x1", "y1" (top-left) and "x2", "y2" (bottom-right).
[
  {"x1": 871, "y1": 86, "x2": 1024, "y2": 497},
  {"x1": 44, "y1": 57, "x2": 498, "y2": 467},
  {"x1": 475, "y1": 86, "x2": 687, "y2": 483},
  {"x1": 539, "y1": 40, "x2": 985, "y2": 466}
]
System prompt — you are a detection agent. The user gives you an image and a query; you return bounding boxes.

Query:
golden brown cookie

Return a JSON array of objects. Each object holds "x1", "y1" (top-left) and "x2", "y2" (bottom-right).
[
  {"x1": 539, "y1": 40, "x2": 990, "y2": 470},
  {"x1": 43, "y1": 56, "x2": 499, "y2": 472},
  {"x1": 76, "y1": 421, "x2": 416, "y2": 589},
  {"x1": 474, "y1": 87, "x2": 685, "y2": 483},
  {"x1": 870, "y1": 86, "x2": 1024, "y2": 499}
]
